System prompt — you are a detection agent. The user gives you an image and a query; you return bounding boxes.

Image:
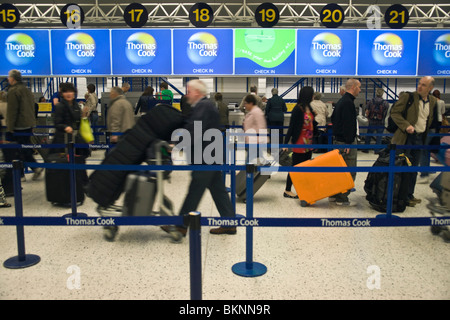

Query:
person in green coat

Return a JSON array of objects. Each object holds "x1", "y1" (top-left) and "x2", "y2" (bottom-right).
[{"x1": 156, "y1": 82, "x2": 173, "y2": 104}]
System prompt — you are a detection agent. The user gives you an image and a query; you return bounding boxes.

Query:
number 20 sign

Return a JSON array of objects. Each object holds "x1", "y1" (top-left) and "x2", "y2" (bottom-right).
[{"x1": 320, "y1": 3, "x2": 345, "y2": 28}]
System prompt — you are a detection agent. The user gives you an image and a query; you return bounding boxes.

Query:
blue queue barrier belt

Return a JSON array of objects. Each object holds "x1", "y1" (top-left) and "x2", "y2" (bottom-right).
[{"x1": 1, "y1": 135, "x2": 449, "y2": 298}]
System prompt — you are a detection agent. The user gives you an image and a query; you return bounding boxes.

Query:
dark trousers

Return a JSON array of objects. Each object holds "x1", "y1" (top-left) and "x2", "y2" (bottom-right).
[
  {"x1": 285, "y1": 151, "x2": 312, "y2": 192},
  {"x1": 90, "y1": 111, "x2": 99, "y2": 145},
  {"x1": 179, "y1": 171, "x2": 235, "y2": 225},
  {"x1": 268, "y1": 120, "x2": 284, "y2": 152},
  {"x1": 404, "y1": 133, "x2": 424, "y2": 199},
  {"x1": 333, "y1": 140, "x2": 357, "y2": 201},
  {"x1": 14, "y1": 129, "x2": 37, "y2": 176}
]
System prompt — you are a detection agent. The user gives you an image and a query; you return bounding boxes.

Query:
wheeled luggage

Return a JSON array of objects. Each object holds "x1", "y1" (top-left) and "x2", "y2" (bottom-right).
[
  {"x1": 45, "y1": 152, "x2": 86, "y2": 206},
  {"x1": 103, "y1": 140, "x2": 182, "y2": 242},
  {"x1": 363, "y1": 150, "x2": 410, "y2": 213},
  {"x1": 122, "y1": 141, "x2": 174, "y2": 217},
  {"x1": 428, "y1": 170, "x2": 450, "y2": 243},
  {"x1": 235, "y1": 168, "x2": 271, "y2": 202},
  {"x1": 357, "y1": 115, "x2": 368, "y2": 141},
  {"x1": 278, "y1": 149, "x2": 292, "y2": 166},
  {"x1": 289, "y1": 149, "x2": 354, "y2": 206}
]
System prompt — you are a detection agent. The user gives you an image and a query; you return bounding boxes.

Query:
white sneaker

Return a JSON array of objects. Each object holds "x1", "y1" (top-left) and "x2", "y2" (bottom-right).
[
  {"x1": 417, "y1": 176, "x2": 430, "y2": 184},
  {"x1": 97, "y1": 205, "x2": 122, "y2": 217},
  {"x1": 32, "y1": 167, "x2": 44, "y2": 181}
]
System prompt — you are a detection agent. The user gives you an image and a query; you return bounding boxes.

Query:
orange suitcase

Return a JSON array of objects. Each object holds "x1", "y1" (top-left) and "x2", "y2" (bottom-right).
[{"x1": 289, "y1": 149, "x2": 354, "y2": 207}]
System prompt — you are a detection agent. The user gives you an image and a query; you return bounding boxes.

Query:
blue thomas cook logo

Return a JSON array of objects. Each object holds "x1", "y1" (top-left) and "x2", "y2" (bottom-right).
[
  {"x1": 433, "y1": 33, "x2": 450, "y2": 67},
  {"x1": 125, "y1": 32, "x2": 157, "y2": 65},
  {"x1": 5, "y1": 33, "x2": 36, "y2": 66},
  {"x1": 186, "y1": 32, "x2": 218, "y2": 65},
  {"x1": 64, "y1": 32, "x2": 96, "y2": 66},
  {"x1": 310, "y1": 32, "x2": 342, "y2": 66},
  {"x1": 371, "y1": 33, "x2": 404, "y2": 67}
]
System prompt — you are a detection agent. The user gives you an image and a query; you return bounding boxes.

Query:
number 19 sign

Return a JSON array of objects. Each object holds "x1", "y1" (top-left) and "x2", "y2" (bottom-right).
[{"x1": 255, "y1": 3, "x2": 280, "y2": 28}]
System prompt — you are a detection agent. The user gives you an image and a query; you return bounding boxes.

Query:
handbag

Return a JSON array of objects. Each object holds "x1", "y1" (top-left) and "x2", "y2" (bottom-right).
[
  {"x1": 79, "y1": 117, "x2": 94, "y2": 143},
  {"x1": 440, "y1": 117, "x2": 450, "y2": 134}
]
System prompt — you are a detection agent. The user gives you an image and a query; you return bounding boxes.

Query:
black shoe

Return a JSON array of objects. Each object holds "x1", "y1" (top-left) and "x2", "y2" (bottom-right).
[
  {"x1": 210, "y1": 227, "x2": 237, "y2": 235},
  {"x1": 161, "y1": 225, "x2": 187, "y2": 237}
]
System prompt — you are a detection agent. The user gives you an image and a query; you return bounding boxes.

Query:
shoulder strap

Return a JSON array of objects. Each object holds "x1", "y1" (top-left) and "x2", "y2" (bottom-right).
[{"x1": 406, "y1": 92, "x2": 414, "y2": 108}]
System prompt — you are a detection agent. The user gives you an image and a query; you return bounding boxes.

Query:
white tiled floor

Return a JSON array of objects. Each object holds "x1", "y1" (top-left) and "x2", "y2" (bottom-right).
[{"x1": 0, "y1": 150, "x2": 449, "y2": 300}]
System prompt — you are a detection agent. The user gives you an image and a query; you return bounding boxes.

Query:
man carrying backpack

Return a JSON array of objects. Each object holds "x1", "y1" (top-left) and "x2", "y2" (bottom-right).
[
  {"x1": 364, "y1": 88, "x2": 389, "y2": 153},
  {"x1": 390, "y1": 76, "x2": 437, "y2": 207}
]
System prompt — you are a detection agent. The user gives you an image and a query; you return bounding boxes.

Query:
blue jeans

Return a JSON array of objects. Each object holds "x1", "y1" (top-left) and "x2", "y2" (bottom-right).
[{"x1": 365, "y1": 125, "x2": 384, "y2": 148}]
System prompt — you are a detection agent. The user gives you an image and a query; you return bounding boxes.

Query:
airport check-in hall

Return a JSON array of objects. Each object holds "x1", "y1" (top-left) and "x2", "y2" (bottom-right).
[{"x1": 0, "y1": 1, "x2": 449, "y2": 303}]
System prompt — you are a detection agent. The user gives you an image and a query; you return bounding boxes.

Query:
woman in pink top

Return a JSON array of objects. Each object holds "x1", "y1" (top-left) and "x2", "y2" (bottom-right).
[{"x1": 243, "y1": 94, "x2": 268, "y2": 163}]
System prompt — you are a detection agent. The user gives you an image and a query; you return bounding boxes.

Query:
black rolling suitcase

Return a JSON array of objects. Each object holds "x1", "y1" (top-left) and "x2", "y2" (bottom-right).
[
  {"x1": 104, "y1": 140, "x2": 181, "y2": 242},
  {"x1": 364, "y1": 149, "x2": 410, "y2": 213},
  {"x1": 235, "y1": 168, "x2": 271, "y2": 202},
  {"x1": 45, "y1": 152, "x2": 86, "y2": 206},
  {"x1": 45, "y1": 133, "x2": 87, "y2": 206},
  {"x1": 123, "y1": 140, "x2": 174, "y2": 216}
]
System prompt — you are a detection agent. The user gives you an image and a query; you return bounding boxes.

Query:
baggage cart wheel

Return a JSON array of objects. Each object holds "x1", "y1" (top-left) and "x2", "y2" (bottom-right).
[
  {"x1": 431, "y1": 225, "x2": 443, "y2": 236},
  {"x1": 103, "y1": 226, "x2": 118, "y2": 242},
  {"x1": 300, "y1": 200, "x2": 310, "y2": 207},
  {"x1": 440, "y1": 229, "x2": 450, "y2": 243}
]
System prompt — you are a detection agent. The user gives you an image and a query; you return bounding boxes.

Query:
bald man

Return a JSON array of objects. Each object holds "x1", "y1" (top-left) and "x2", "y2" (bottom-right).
[
  {"x1": 391, "y1": 76, "x2": 437, "y2": 206},
  {"x1": 331, "y1": 78, "x2": 361, "y2": 206}
]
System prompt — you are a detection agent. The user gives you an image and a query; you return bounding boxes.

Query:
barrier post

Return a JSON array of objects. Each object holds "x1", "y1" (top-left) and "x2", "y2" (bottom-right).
[
  {"x1": 377, "y1": 144, "x2": 400, "y2": 219},
  {"x1": 3, "y1": 160, "x2": 40, "y2": 269},
  {"x1": 232, "y1": 164, "x2": 267, "y2": 277},
  {"x1": 327, "y1": 124, "x2": 333, "y2": 152},
  {"x1": 188, "y1": 211, "x2": 202, "y2": 300},
  {"x1": 230, "y1": 132, "x2": 237, "y2": 213},
  {"x1": 62, "y1": 142, "x2": 87, "y2": 218}
]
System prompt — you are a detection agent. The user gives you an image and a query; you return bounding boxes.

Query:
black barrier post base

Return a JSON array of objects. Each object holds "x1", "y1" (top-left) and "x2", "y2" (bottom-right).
[
  {"x1": 4, "y1": 254, "x2": 41, "y2": 269},
  {"x1": 232, "y1": 164, "x2": 267, "y2": 278},
  {"x1": 3, "y1": 160, "x2": 40, "y2": 269},
  {"x1": 188, "y1": 211, "x2": 202, "y2": 300}
]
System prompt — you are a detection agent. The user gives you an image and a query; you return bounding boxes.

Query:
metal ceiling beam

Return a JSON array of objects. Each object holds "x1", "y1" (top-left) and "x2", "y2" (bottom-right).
[{"x1": 9, "y1": 3, "x2": 450, "y2": 28}]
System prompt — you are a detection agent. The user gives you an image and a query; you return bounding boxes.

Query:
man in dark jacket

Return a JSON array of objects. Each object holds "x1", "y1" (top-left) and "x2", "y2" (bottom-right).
[
  {"x1": 331, "y1": 78, "x2": 361, "y2": 205},
  {"x1": 6, "y1": 69, "x2": 43, "y2": 181},
  {"x1": 162, "y1": 80, "x2": 236, "y2": 236},
  {"x1": 265, "y1": 88, "x2": 287, "y2": 151}
]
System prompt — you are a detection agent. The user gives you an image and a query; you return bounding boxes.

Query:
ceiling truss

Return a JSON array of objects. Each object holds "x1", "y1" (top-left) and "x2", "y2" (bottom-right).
[{"x1": 10, "y1": 3, "x2": 450, "y2": 28}]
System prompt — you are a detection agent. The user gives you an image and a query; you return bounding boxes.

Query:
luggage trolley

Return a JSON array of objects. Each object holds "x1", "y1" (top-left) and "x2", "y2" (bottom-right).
[
  {"x1": 102, "y1": 140, "x2": 183, "y2": 243},
  {"x1": 427, "y1": 172, "x2": 450, "y2": 243}
]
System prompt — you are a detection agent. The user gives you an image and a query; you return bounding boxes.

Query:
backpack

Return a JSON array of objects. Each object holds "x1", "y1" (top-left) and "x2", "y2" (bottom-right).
[
  {"x1": 386, "y1": 92, "x2": 414, "y2": 133},
  {"x1": 367, "y1": 98, "x2": 385, "y2": 121},
  {"x1": 363, "y1": 150, "x2": 411, "y2": 213}
]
